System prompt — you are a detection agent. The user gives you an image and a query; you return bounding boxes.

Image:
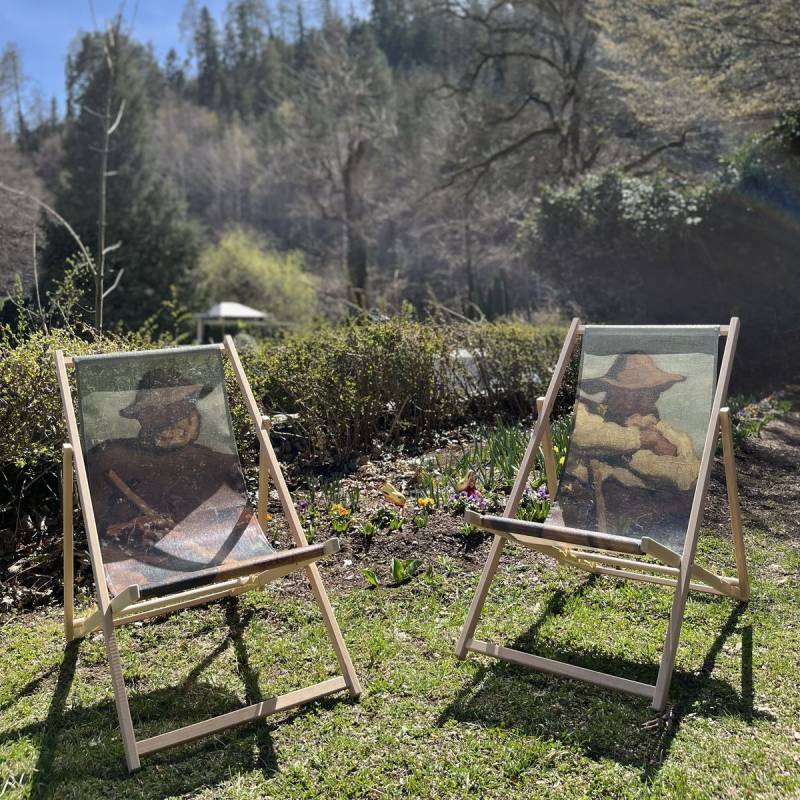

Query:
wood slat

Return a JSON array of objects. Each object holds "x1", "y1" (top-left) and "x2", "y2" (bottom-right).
[
  {"x1": 63, "y1": 444, "x2": 75, "y2": 642},
  {"x1": 652, "y1": 316, "x2": 741, "y2": 710},
  {"x1": 464, "y1": 509, "x2": 643, "y2": 556},
  {"x1": 577, "y1": 324, "x2": 730, "y2": 336},
  {"x1": 720, "y1": 408, "x2": 750, "y2": 600},
  {"x1": 455, "y1": 319, "x2": 582, "y2": 659},
  {"x1": 223, "y1": 336, "x2": 363, "y2": 698},
  {"x1": 466, "y1": 639, "x2": 655, "y2": 699},
  {"x1": 582, "y1": 564, "x2": 736, "y2": 597},
  {"x1": 536, "y1": 396, "x2": 559, "y2": 500},
  {"x1": 137, "y1": 676, "x2": 348, "y2": 756}
]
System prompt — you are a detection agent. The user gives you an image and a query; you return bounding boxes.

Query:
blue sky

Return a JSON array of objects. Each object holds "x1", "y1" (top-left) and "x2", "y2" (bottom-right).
[{"x1": 1, "y1": 1, "x2": 229, "y2": 114}]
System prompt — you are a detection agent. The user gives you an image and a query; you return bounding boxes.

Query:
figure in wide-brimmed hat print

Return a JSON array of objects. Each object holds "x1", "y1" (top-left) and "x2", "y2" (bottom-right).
[
  {"x1": 555, "y1": 351, "x2": 702, "y2": 549},
  {"x1": 83, "y1": 364, "x2": 266, "y2": 589}
]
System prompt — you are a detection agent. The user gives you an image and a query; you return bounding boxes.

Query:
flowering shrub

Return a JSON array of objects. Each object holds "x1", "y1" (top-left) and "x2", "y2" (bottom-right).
[{"x1": 519, "y1": 484, "x2": 551, "y2": 523}]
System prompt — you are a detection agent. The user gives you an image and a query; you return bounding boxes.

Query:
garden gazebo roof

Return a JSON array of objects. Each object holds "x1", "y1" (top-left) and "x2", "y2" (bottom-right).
[
  {"x1": 200, "y1": 301, "x2": 269, "y2": 321},
  {"x1": 196, "y1": 302, "x2": 274, "y2": 343}
]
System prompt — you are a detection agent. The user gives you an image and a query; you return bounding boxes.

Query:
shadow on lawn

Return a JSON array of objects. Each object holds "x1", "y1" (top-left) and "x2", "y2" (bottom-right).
[
  {"x1": 1, "y1": 598, "x2": 348, "y2": 799},
  {"x1": 439, "y1": 580, "x2": 769, "y2": 780}
]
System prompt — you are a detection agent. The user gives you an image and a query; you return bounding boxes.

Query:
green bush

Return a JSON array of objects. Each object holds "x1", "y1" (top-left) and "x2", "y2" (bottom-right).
[
  {"x1": 0, "y1": 318, "x2": 570, "y2": 473},
  {"x1": 0, "y1": 316, "x2": 567, "y2": 487},
  {"x1": 235, "y1": 318, "x2": 570, "y2": 464},
  {"x1": 195, "y1": 228, "x2": 318, "y2": 330},
  {"x1": 235, "y1": 317, "x2": 454, "y2": 465},
  {"x1": 0, "y1": 327, "x2": 160, "y2": 467},
  {"x1": 0, "y1": 317, "x2": 569, "y2": 588},
  {"x1": 457, "y1": 321, "x2": 573, "y2": 417}
]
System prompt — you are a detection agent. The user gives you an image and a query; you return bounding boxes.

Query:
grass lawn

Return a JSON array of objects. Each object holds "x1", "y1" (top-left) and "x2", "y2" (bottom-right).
[{"x1": 1, "y1": 518, "x2": 798, "y2": 799}]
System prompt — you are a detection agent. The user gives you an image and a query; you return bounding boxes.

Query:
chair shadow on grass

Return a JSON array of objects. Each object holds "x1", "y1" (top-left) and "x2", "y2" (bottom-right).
[
  {"x1": 2, "y1": 597, "x2": 349, "y2": 799},
  {"x1": 438, "y1": 577, "x2": 768, "y2": 781}
]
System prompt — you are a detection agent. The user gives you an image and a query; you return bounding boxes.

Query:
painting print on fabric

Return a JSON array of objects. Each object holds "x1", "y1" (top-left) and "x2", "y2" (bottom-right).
[
  {"x1": 555, "y1": 327, "x2": 719, "y2": 552},
  {"x1": 74, "y1": 348, "x2": 271, "y2": 597}
]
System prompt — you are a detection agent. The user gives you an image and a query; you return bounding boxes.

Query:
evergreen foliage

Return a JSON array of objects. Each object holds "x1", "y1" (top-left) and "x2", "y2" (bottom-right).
[
  {"x1": 42, "y1": 26, "x2": 198, "y2": 329},
  {"x1": 0, "y1": 1, "x2": 798, "y2": 383}
]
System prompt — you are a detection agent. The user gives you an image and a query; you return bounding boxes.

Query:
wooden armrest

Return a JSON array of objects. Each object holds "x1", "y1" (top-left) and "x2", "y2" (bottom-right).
[
  {"x1": 212, "y1": 538, "x2": 341, "y2": 583},
  {"x1": 463, "y1": 510, "x2": 643, "y2": 555},
  {"x1": 134, "y1": 539, "x2": 341, "y2": 601},
  {"x1": 109, "y1": 584, "x2": 141, "y2": 613}
]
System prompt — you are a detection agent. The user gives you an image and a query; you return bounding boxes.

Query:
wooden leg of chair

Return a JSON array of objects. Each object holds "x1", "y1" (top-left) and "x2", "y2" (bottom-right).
[
  {"x1": 304, "y1": 564, "x2": 362, "y2": 697},
  {"x1": 102, "y1": 610, "x2": 140, "y2": 772},
  {"x1": 720, "y1": 409, "x2": 750, "y2": 601},
  {"x1": 536, "y1": 397, "x2": 559, "y2": 500},
  {"x1": 651, "y1": 564, "x2": 690, "y2": 712},
  {"x1": 455, "y1": 534, "x2": 506, "y2": 658},
  {"x1": 63, "y1": 444, "x2": 75, "y2": 643},
  {"x1": 258, "y1": 416, "x2": 271, "y2": 526}
]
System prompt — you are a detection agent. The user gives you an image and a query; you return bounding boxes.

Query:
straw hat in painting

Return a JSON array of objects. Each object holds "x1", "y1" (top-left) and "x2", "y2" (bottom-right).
[
  {"x1": 120, "y1": 368, "x2": 213, "y2": 421},
  {"x1": 583, "y1": 353, "x2": 686, "y2": 393}
]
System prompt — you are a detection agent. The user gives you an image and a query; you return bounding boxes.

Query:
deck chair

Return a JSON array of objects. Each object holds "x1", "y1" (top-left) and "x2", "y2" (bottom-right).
[
  {"x1": 55, "y1": 337, "x2": 361, "y2": 772},
  {"x1": 456, "y1": 318, "x2": 749, "y2": 711}
]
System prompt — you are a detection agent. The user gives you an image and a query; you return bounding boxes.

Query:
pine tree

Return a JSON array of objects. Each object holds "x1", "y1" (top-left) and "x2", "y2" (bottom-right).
[
  {"x1": 195, "y1": 6, "x2": 222, "y2": 109},
  {"x1": 43, "y1": 24, "x2": 198, "y2": 330},
  {"x1": 222, "y1": 0, "x2": 269, "y2": 117},
  {"x1": 164, "y1": 48, "x2": 186, "y2": 95}
]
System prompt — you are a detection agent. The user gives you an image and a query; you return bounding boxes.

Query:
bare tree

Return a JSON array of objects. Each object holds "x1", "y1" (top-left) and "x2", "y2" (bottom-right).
[
  {"x1": 280, "y1": 24, "x2": 396, "y2": 308},
  {"x1": 431, "y1": 0, "x2": 608, "y2": 192},
  {"x1": 85, "y1": 20, "x2": 126, "y2": 329},
  {"x1": 0, "y1": 134, "x2": 46, "y2": 298},
  {"x1": 593, "y1": 0, "x2": 800, "y2": 149}
]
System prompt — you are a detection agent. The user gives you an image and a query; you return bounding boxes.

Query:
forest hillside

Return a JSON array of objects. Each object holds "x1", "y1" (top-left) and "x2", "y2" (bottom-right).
[{"x1": 1, "y1": 0, "x2": 799, "y2": 386}]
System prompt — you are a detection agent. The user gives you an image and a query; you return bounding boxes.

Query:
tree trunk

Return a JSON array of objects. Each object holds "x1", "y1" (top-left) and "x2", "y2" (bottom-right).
[{"x1": 343, "y1": 139, "x2": 370, "y2": 309}]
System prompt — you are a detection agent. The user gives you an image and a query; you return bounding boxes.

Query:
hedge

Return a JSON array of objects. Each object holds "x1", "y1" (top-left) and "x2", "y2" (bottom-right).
[
  {"x1": 0, "y1": 318, "x2": 570, "y2": 472},
  {"x1": 0, "y1": 318, "x2": 571, "y2": 576}
]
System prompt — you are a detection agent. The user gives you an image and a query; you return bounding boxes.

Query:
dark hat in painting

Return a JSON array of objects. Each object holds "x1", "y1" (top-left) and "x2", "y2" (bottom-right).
[
  {"x1": 583, "y1": 353, "x2": 686, "y2": 393},
  {"x1": 120, "y1": 368, "x2": 214, "y2": 421}
]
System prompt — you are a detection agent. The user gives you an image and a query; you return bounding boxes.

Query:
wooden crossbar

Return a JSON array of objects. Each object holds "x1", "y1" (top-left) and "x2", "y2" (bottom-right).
[
  {"x1": 464, "y1": 509, "x2": 643, "y2": 555},
  {"x1": 576, "y1": 324, "x2": 731, "y2": 336},
  {"x1": 62, "y1": 344, "x2": 226, "y2": 368},
  {"x1": 136, "y1": 676, "x2": 349, "y2": 757},
  {"x1": 72, "y1": 542, "x2": 340, "y2": 638},
  {"x1": 579, "y1": 564, "x2": 736, "y2": 596},
  {"x1": 465, "y1": 639, "x2": 655, "y2": 699}
]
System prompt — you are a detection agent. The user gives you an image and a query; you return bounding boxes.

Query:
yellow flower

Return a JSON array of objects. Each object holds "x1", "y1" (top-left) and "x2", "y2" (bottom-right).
[
  {"x1": 330, "y1": 503, "x2": 350, "y2": 517},
  {"x1": 417, "y1": 497, "x2": 435, "y2": 508},
  {"x1": 559, "y1": 456, "x2": 565, "y2": 466}
]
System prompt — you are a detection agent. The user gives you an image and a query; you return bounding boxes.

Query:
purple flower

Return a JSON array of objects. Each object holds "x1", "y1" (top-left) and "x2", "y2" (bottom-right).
[{"x1": 537, "y1": 485, "x2": 548, "y2": 499}]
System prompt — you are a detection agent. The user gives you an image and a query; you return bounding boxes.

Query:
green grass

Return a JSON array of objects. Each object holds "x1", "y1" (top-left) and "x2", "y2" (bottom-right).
[{"x1": 1, "y1": 525, "x2": 798, "y2": 799}]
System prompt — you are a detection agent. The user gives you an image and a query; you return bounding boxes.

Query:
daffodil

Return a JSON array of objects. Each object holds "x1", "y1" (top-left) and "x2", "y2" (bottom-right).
[{"x1": 558, "y1": 456, "x2": 565, "y2": 466}]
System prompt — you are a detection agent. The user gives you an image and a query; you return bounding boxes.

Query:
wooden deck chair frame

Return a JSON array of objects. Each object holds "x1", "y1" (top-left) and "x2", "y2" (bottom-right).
[
  {"x1": 455, "y1": 318, "x2": 749, "y2": 712},
  {"x1": 56, "y1": 336, "x2": 362, "y2": 772}
]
